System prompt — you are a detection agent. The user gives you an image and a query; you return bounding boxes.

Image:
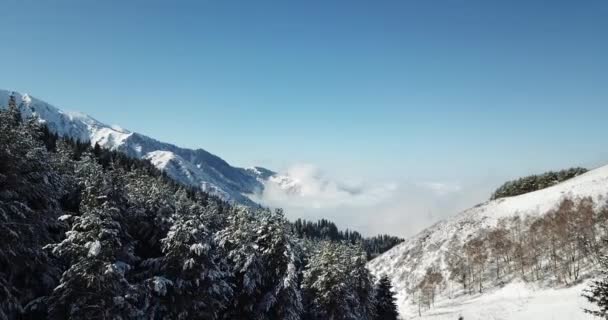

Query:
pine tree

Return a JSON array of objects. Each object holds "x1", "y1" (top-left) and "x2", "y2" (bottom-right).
[
  {"x1": 0, "y1": 108, "x2": 66, "y2": 319},
  {"x1": 6, "y1": 92, "x2": 21, "y2": 125},
  {"x1": 148, "y1": 190, "x2": 232, "y2": 319},
  {"x1": 302, "y1": 241, "x2": 376, "y2": 320},
  {"x1": 374, "y1": 276, "x2": 399, "y2": 320},
  {"x1": 584, "y1": 241, "x2": 608, "y2": 318},
  {"x1": 218, "y1": 208, "x2": 303, "y2": 320},
  {"x1": 47, "y1": 160, "x2": 142, "y2": 319}
]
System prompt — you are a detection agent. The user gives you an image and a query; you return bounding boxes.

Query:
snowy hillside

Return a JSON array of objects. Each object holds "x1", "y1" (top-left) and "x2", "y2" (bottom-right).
[
  {"x1": 368, "y1": 164, "x2": 608, "y2": 319},
  {"x1": 0, "y1": 90, "x2": 274, "y2": 204}
]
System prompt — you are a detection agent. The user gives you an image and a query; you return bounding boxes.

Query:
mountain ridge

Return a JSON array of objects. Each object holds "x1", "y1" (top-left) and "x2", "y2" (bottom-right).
[{"x1": 0, "y1": 89, "x2": 274, "y2": 205}]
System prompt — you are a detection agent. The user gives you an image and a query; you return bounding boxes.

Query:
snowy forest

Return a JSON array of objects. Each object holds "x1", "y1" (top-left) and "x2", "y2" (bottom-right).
[
  {"x1": 290, "y1": 219, "x2": 403, "y2": 259},
  {"x1": 0, "y1": 98, "x2": 400, "y2": 319},
  {"x1": 490, "y1": 168, "x2": 588, "y2": 200}
]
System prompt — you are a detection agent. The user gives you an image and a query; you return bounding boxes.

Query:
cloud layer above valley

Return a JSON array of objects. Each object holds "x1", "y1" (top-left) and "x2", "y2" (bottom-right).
[{"x1": 250, "y1": 164, "x2": 492, "y2": 238}]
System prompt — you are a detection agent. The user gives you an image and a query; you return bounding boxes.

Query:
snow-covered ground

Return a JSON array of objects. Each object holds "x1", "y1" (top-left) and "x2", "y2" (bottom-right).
[
  {"x1": 409, "y1": 281, "x2": 595, "y2": 320},
  {"x1": 369, "y1": 164, "x2": 608, "y2": 319}
]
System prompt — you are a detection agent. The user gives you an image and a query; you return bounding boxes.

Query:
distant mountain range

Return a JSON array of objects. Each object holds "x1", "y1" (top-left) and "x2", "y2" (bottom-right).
[{"x1": 0, "y1": 90, "x2": 290, "y2": 205}]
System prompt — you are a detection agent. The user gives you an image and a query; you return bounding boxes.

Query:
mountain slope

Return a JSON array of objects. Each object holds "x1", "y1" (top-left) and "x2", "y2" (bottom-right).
[
  {"x1": 0, "y1": 90, "x2": 273, "y2": 204},
  {"x1": 368, "y1": 164, "x2": 608, "y2": 319}
]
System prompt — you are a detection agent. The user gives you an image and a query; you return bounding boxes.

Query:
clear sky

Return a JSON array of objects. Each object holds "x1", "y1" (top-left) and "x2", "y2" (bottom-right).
[{"x1": 2, "y1": 0, "x2": 607, "y2": 235}]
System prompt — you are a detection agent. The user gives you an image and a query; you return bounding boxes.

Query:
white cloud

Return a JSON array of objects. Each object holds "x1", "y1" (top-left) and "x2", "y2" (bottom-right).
[
  {"x1": 256, "y1": 164, "x2": 397, "y2": 209},
  {"x1": 419, "y1": 181, "x2": 462, "y2": 196},
  {"x1": 250, "y1": 164, "x2": 492, "y2": 238}
]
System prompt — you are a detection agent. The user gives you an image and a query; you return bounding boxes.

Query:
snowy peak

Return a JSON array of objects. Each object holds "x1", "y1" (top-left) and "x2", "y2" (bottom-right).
[
  {"x1": 0, "y1": 89, "x2": 275, "y2": 205},
  {"x1": 0, "y1": 90, "x2": 135, "y2": 151},
  {"x1": 245, "y1": 166, "x2": 277, "y2": 181}
]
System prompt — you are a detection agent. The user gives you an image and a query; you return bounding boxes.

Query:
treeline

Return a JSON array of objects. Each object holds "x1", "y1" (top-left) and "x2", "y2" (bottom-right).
[
  {"x1": 490, "y1": 167, "x2": 588, "y2": 200},
  {"x1": 0, "y1": 103, "x2": 400, "y2": 319},
  {"x1": 291, "y1": 218, "x2": 404, "y2": 259}
]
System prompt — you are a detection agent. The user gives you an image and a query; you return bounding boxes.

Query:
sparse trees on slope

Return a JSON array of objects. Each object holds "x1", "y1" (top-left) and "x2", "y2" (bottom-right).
[
  {"x1": 526, "y1": 215, "x2": 548, "y2": 281},
  {"x1": 415, "y1": 267, "x2": 443, "y2": 313},
  {"x1": 464, "y1": 236, "x2": 487, "y2": 294},
  {"x1": 446, "y1": 236, "x2": 469, "y2": 293},
  {"x1": 486, "y1": 226, "x2": 512, "y2": 281}
]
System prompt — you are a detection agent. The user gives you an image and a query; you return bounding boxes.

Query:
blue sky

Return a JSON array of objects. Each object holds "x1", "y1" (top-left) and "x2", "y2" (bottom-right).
[{"x1": 1, "y1": 0, "x2": 608, "y2": 234}]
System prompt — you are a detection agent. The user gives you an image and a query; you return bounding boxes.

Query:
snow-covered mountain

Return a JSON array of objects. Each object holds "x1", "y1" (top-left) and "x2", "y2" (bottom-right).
[
  {"x1": 368, "y1": 164, "x2": 608, "y2": 319},
  {"x1": 0, "y1": 90, "x2": 277, "y2": 205}
]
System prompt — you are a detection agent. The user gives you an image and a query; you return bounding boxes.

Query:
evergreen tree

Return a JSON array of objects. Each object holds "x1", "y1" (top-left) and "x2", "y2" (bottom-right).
[
  {"x1": 491, "y1": 167, "x2": 588, "y2": 200},
  {"x1": 6, "y1": 92, "x2": 21, "y2": 125},
  {"x1": 148, "y1": 191, "x2": 232, "y2": 319},
  {"x1": 218, "y1": 208, "x2": 303, "y2": 320},
  {"x1": 0, "y1": 108, "x2": 66, "y2": 319},
  {"x1": 584, "y1": 241, "x2": 608, "y2": 318},
  {"x1": 47, "y1": 160, "x2": 142, "y2": 319},
  {"x1": 291, "y1": 218, "x2": 403, "y2": 258},
  {"x1": 374, "y1": 276, "x2": 399, "y2": 320},
  {"x1": 302, "y1": 242, "x2": 376, "y2": 320}
]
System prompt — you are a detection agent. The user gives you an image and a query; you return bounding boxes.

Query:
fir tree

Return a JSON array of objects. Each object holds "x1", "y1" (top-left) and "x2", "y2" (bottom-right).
[
  {"x1": 47, "y1": 160, "x2": 142, "y2": 319},
  {"x1": 0, "y1": 108, "x2": 66, "y2": 319},
  {"x1": 149, "y1": 191, "x2": 232, "y2": 319},
  {"x1": 6, "y1": 92, "x2": 21, "y2": 125},
  {"x1": 374, "y1": 276, "x2": 399, "y2": 320},
  {"x1": 302, "y1": 242, "x2": 376, "y2": 320},
  {"x1": 218, "y1": 208, "x2": 303, "y2": 320},
  {"x1": 584, "y1": 241, "x2": 608, "y2": 318}
]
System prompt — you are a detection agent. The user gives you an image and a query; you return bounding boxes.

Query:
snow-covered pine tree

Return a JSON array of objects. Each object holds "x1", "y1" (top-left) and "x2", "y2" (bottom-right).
[
  {"x1": 374, "y1": 276, "x2": 399, "y2": 320},
  {"x1": 124, "y1": 169, "x2": 176, "y2": 266},
  {"x1": 302, "y1": 241, "x2": 377, "y2": 320},
  {"x1": 346, "y1": 244, "x2": 377, "y2": 320},
  {"x1": 148, "y1": 190, "x2": 232, "y2": 319},
  {"x1": 584, "y1": 240, "x2": 608, "y2": 318},
  {"x1": 0, "y1": 108, "x2": 66, "y2": 319},
  {"x1": 217, "y1": 207, "x2": 303, "y2": 320},
  {"x1": 6, "y1": 92, "x2": 21, "y2": 125},
  {"x1": 47, "y1": 159, "x2": 142, "y2": 319}
]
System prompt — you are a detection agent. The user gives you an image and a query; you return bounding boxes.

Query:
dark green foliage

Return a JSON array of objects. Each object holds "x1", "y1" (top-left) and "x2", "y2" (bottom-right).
[
  {"x1": 584, "y1": 240, "x2": 608, "y2": 318},
  {"x1": 0, "y1": 108, "x2": 66, "y2": 319},
  {"x1": 292, "y1": 218, "x2": 403, "y2": 259},
  {"x1": 301, "y1": 242, "x2": 377, "y2": 320},
  {"x1": 218, "y1": 208, "x2": 303, "y2": 320},
  {"x1": 374, "y1": 276, "x2": 399, "y2": 320},
  {"x1": 363, "y1": 234, "x2": 405, "y2": 260},
  {"x1": 491, "y1": 167, "x2": 588, "y2": 200},
  {"x1": 148, "y1": 192, "x2": 232, "y2": 319},
  {"x1": 47, "y1": 162, "x2": 140, "y2": 319}
]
